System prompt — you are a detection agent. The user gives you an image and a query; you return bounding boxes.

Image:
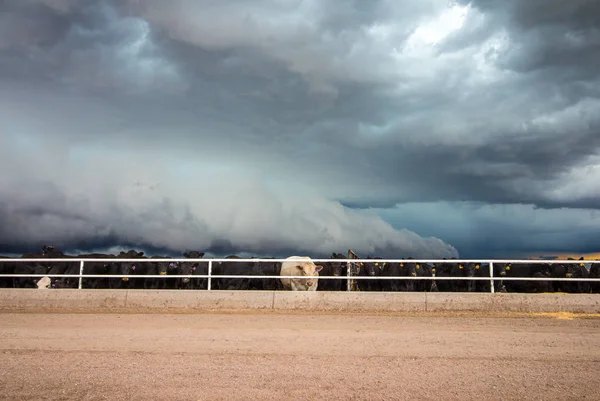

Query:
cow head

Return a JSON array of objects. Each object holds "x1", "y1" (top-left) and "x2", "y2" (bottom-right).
[
  {"x1": 329, "y1": 253, "x2": 346, "y2": 276},
  {"x1": 359, "y1": 260, "x2": 381, "y2": 277},
  {"x1": 499, "y1": 263, "x2": 510, "y2": 276},
  {"x1": 461, "y1": 263, "x2": 478, "y2": 278},
  {"x1": 295, "y1": 262, "x2": 323, "y2": 288},
  {"x1": 433, "y1": 262, "x2": 453, "y2": 275},
  {"x1": 119, "y1": 262, "x2": 136, "y2": 281},
  {"x1": 117, "y1": 250, "x2": 144, "y2": 281},
  {"x1": 358, "y1": 262, "x2": 375, "y2": 276},
  {"x1": 157, "y1": 261, "x2": 179, "y2": 276},
  {"x1": 564, "y1": 263, "x2": 578, "y2": 279},
  {"x1": 179, "y1": 262, "x2": 199, "y2": 284},
  {"x1": 406, "y1": 262, "x2": 418, "y2": 277},
  {"x1": 330, "y1": 262, "x2": 344, "y2": 277},
  {"x1": 392, "y1": 262, "x2": 416, "y2": 292},
  {"x1": 464, "y1": 263, "x2": 479, "y2": 291},
  {"x1": 183, "y1": 251, "x2": 205, "y2": 259}
]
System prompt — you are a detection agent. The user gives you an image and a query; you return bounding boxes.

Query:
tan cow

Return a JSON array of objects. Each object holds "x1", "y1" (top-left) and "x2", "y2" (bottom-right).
[{"x1": 280, "y1": 256, "x2": 323, "y2": 291}]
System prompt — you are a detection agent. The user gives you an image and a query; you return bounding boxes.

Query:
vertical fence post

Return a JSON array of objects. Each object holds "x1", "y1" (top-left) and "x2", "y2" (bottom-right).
[
  {"x1": 346, "y1": 261, "x2": 352, "y2": 291},
  {"x1": 207, "y1": 260, "x2": 212, "y2": 291},
  {"x1": 78, "y1": 261, "x2": 85, "y2": 290},
  {"x1": 489, "y1": 261, "x2": 494, "y2": 294}
]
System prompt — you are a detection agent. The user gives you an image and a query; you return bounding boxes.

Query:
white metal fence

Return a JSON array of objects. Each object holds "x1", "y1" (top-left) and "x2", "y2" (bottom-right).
[{"x1": 0, "y1": 258, "x2": 599, "y2": 293}]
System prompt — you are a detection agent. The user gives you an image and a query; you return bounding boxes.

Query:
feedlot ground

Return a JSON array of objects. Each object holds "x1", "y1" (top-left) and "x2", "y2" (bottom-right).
[{"x1": 1, "y1": 311, "x2": 599, "y2": 401}]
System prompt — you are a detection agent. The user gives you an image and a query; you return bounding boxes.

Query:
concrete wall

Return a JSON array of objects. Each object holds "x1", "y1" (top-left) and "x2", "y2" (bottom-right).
[{"x1": 1, "y1": 289, "x2": 599, "y2": 313}]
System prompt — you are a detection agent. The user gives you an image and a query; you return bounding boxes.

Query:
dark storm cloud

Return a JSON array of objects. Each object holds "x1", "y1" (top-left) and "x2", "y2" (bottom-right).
[
  {"x1": 456, "y1": 0, "x2": 600, "y2": 76},
  {"x1": 0, "y1": 0, "x2": 599, "y2": 258},
  {"x1": 0, "y1": 1, "x2": 70, "y2": 48},
  {"x1": 460, "y1": 0, "x2": 600, "y2": 30},
  {"x1": 337, "y1": 99, "x2": 600, "y2": 210},
  {"x1": 0, "y1": 0, "x2": 185, "y2": 94},
  {"x1": 142, "y1": 0, "x2": 600, "y2": 210}
]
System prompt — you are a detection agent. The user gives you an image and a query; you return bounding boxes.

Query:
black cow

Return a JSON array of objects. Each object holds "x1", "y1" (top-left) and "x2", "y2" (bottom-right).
[
  {"x1": 317, "y1": 253, "x2": 346, "y2": 292},
  {"x1": 108, "y1": 250, "x2": 145, "y2": 289},
  {"x1": 213, "y1": 255, "x2": 279, "y2": 291},
  {"x1": 150, "y1": 256, "x2": 179, "y2": 289},
  {"x1": 79, "y1": 253, "x2": 117, "y2": 289},
  {"x1": 249, "y1": 257, "x2": 281, "y2": 291},
  {"x1": 553, "y1": 259, "x2": 589, "y2": 293},
  {"x1": 415, "y1": 262, "x2": 436, "y2": 292},
  {"x1": 431, "y1": 261, "x2": 456, "y2": 292},
  {"x1": 381, "y1": 261, "x2": 416, "y2": 292},
  {"x1": 450, "y1": 263, "x2": 479, "y2": 292},
  {"x1": 178, "y1": 251, "x2": 206, "y2": 290},
  {"x1": 52, "y1": 263, "x2": 80, "y2": 289},
  {"x1": 128, "y1": 258, "x2": 158, "y2": 290},
  {"x1": 213, "y1": 255, "x2": 249, "y2": 290},
  {"x1": 177, "y1": 260, "x2": 196, "y2": 290},
  {"x1": 357, "y1": 257, "x2": 383, "y2": 292},
  {"x1": 568, "y1": 261, "x2": 590, "y2": 293},
  {"x1": 503, "y1": 263, "x2": 552, "y2": 293}
]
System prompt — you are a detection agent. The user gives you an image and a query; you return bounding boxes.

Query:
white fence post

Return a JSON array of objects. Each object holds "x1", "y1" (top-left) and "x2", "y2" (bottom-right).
[
  {"x1": 346, "y1": 261, "x2": 352, "y2": 291},
  {"x1": 489, "y1": 261, "x2": 494, "y2": 294},
  {"x1": 207, "y1": 260, "x2": 212, "y2": 291},
  {"x1": 78, "y1": 261, "x2": 85, "y2": 290}
]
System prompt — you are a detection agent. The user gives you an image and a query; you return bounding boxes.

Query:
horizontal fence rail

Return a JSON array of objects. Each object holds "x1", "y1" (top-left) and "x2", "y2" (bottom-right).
[{"x1": 0, "y1": 258, "x2": 598, "y2": 293}]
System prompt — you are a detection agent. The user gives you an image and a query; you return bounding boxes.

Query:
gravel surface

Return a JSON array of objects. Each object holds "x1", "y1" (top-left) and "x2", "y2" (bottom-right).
[{"x1": 0, "y1": 311, "x2": 599, "y2": 400}]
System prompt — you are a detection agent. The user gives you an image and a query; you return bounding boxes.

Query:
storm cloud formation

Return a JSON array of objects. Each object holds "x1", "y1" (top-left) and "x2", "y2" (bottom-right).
[{"x1": 0, "y1": 0, "x2": 599, "y2": 258}]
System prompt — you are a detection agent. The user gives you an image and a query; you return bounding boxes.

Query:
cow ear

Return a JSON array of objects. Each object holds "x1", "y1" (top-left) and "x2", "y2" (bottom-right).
[{"x1": 315, "y1": 265, "x2": 323, "y2": 272}]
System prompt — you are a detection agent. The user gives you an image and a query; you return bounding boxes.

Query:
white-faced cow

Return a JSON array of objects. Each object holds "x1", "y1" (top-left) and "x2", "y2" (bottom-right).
[{"x1": 280, "y1": 256, "x2": 323, "y2": 291}]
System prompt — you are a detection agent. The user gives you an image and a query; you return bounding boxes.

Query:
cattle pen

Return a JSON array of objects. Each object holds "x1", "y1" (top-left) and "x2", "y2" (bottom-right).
[
  {"x1": 1, "y1": 257, "x2": 599, "y2": 313},
  {"x1": 2, "y1": 257, "x2": 599, "y2": 290}
]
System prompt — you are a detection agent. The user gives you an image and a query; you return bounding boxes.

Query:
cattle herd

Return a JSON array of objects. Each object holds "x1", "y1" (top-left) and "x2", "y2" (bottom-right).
[{"x1": 0, "y1": 246, "x2": 599, "y2": 293}]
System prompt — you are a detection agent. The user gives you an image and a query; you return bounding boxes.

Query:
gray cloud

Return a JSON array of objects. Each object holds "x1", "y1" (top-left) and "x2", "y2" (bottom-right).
[
  {"x1": 379, "y1": 202, "x2": 600, "y2": 258},
  {"x1": 1, "y1": 0, "x2": 599, "y2": 258},
  {"x1": 0, "y1": 0, "x2": 185, "y2": 94},
  {"x1": 0, "y1": 134, "x2": 458, "y2": 258}
]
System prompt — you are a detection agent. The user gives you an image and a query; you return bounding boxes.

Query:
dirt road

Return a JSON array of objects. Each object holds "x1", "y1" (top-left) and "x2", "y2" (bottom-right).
[{"x1": 0, "y1": 311, "x2": 599, "y2": 400}]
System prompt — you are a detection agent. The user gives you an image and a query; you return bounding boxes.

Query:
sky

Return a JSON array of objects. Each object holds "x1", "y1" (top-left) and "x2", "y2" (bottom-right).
[{"x1": 0, "y1": 0, "x2": 599, "y2": 259}]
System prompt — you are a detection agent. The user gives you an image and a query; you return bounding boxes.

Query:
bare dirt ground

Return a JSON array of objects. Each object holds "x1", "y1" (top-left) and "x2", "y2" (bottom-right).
[{"x1": 0, "y1": 310, "x2": 599, "y2": 400}]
